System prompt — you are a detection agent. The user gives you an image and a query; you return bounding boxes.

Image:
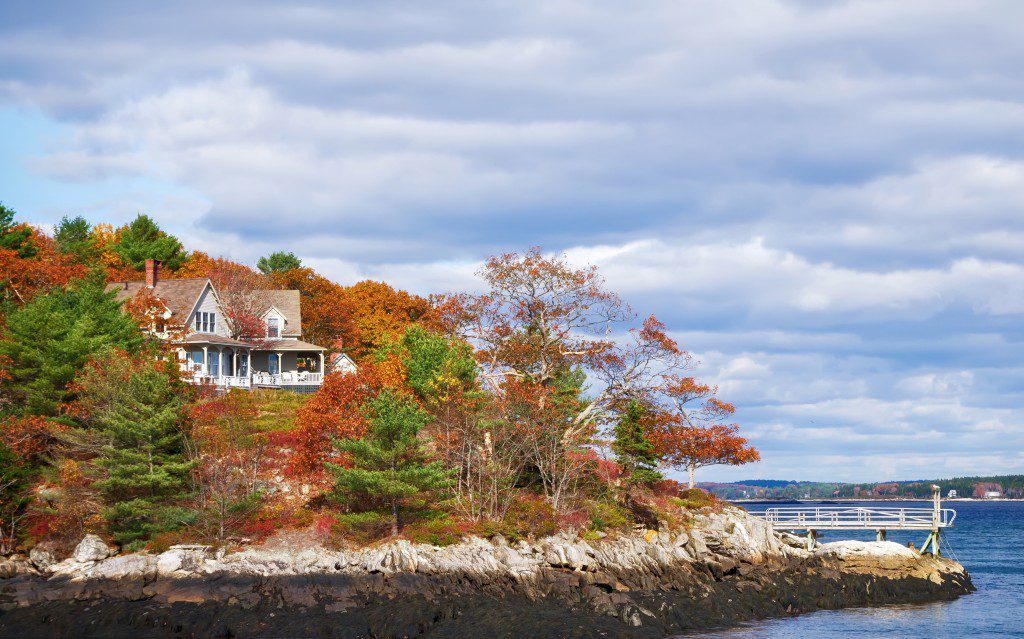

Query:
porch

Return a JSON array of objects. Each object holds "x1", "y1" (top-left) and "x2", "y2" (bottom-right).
[{"x1": 178, "y1": 336, "x2": 327, "y2": 391}]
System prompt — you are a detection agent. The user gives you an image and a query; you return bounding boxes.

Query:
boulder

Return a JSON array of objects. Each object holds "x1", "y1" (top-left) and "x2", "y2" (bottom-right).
[
  {"x1": 156, "y1": 545, "x2": 211, "y2": 575},
  {"x1": 29, "y1": 545, "x2": 60, "y2": 571},
  {"x1": 73, "y1": 535, "x2": 112, "y2": 563}
]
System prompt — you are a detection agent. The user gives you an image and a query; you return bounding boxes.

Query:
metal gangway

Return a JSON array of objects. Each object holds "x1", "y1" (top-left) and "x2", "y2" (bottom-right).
[{"x1": 748, "y1": 485, "x2": 955, "y2": 555}]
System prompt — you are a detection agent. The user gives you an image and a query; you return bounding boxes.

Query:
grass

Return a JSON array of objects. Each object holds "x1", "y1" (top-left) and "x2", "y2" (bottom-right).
[{"x1": 222, "y1": 388, "x2": 309, "y2": 433}]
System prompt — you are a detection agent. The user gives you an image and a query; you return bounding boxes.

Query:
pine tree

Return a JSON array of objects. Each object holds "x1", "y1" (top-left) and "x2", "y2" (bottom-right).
[
  {"x1": 54, "y1": 215, "x2": 97, "y2": 262},
  {"x1": 92, "y1": 369, "x2": 195, "y2": 546},
  {"x1": 0, "y1": 273, "x2": 145, "y2": 415},
  {"x1": 327, "y1": 388, "x2": 452, "y2": 536},
  {"x1": 612, "y1": 399, "x2": 662, "y2": 493},
  {"x1": 256, "y1": 251, "x2": 302, "y2": 274},
  {"x1": 114, "y1": 214, "x2": 187, "y2": 271}
]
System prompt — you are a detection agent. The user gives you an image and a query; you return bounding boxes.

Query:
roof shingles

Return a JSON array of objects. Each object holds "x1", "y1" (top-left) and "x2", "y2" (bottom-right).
[{"x1": 106, "y1": 278, "x2": 209, "y2": 322}]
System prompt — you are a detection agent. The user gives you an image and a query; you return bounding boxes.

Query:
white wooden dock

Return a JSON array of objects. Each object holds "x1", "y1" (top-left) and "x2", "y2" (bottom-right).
[
  {"x1": 753, "y1": 506, "x2": 956, "y2": 531},
  {"x1": 746, "y1": 487, "x2": 955, "y2": 554}
]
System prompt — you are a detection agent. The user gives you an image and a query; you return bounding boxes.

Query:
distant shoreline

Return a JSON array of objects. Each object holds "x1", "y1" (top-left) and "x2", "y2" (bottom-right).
[{"x1": 731, "y1": 497, "x2": 1024, "y2": 503}]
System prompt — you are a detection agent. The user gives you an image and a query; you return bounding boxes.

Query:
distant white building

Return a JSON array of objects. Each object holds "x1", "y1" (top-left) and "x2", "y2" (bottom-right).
[
  {"x1": 947, "y1": 489, "x2": 958, "y2": 499},
  {"x1": 983, "y1": 490, "x2": 1002, "y2": 499}
]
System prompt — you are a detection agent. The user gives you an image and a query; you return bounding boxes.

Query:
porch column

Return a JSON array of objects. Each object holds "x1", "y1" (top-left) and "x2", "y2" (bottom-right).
[
  {"x1": 319, "y1": 352, "x2": 325, "y2": 373},
  {"x1": 233, "y1": 351, "x2": 238, "y2": 377},
  {"x1": 219, "y1": 348, "x2": 225, "y2": 379},
  {"x1": 202, "y1": 346, "x2": 208, "y2": 375},
  {"x1": 277, "y1": 352, "x2": 283, "y2": 375}
]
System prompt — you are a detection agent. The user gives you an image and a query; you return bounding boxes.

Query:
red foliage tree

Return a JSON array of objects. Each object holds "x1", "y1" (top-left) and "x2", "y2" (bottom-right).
[
  {"x1": 648, "y1": 379, "x2": 759, "y2": 488},
  {"x1": 277, "y1": 367, "x2": 389, "y2": 485}
]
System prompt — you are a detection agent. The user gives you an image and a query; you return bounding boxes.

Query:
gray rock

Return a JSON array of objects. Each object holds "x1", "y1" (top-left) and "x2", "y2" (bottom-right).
[
  {"x1": 73, "y1": 535, "x2": 112, "y2": 563},
  {"x1": 156, "y1": 545, "x2": 211, "y2": 575},
  {"x1": 29, "y1": 545, "x2": 60, "y2": 571}
]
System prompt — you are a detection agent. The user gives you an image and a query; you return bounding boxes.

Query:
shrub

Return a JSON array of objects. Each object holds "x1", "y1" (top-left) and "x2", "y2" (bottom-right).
[
  {"x1": 403, "y1": 515, "x2": 467, "y2": 547},
  {"x1": 584, "y1": 499, "x2": 631, "y2": 531},
  {"x1": 503, "y1": 495, "x2": 557, "y2": 540},
  {"x1": 330, "y1": 512, "x2": 393, "y2": 545},
  {"x1": 674, "y1": 488, "x2": 717, "y2": 510}
]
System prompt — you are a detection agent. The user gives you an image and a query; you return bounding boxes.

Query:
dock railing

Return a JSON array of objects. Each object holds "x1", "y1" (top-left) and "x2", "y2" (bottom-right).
[
  {"x1": 755, "y1": 506, "x2": 956, "y2": 531},
  {"x1": 748, "y1": 485, "x2": 954, "y2": 554}
]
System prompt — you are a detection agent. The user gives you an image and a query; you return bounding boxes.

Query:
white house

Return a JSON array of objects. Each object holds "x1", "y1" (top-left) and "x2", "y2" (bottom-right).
[{"x1": 107, "y1": 260, "x2": 355, "y2": 391}]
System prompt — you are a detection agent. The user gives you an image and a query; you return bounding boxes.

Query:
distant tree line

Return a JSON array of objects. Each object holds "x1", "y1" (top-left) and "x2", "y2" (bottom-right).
[{"x1": 704, "y1": 475, "x2": 1024, "y2": 500}]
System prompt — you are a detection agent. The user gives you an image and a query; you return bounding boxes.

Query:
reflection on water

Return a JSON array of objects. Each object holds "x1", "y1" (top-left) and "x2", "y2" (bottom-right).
[{"x1": 672, "y1": 500, "x2": 1024, "y2": 638}]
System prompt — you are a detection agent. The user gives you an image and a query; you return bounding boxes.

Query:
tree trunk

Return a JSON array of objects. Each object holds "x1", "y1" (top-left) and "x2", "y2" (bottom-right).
[
  {"x1": 688, "y1": 464, "x2": 695, "y2": 489},
  {"x1": 391, "y1": 499, "x2": 399, "y2": 537}
]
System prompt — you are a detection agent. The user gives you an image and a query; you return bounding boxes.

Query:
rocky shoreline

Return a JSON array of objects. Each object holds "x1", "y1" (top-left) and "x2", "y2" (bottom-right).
[{"x1": 0, "y1": 507, "x2": 973, "y2": 638}]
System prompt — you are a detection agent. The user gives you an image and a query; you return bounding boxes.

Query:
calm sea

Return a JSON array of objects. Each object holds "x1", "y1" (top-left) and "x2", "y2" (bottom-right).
[{"x1": 674, "y1": 500, "x2": 1024, "y2": 639}]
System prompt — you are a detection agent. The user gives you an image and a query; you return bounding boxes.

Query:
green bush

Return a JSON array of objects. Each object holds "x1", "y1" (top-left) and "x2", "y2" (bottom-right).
[
  {"x1": 331, "y1": 512, "x2": 393, "y2": 544},
  {"x1": 585, "y1": 499, "x2": 631, "y2": 531}
]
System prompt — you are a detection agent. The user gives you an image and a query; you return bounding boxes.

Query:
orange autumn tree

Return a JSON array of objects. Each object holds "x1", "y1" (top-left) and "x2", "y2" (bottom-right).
[
  {"x1": 342, "y1": 280, "x2": 435, "y2": 360},
  {"x1": 649, "y1": 376, "x2": 759, "y2": 488},
  {"x1": 267, "y1": 267, "x2": 355, "y2": 351},
  {"x1": 0, "y1": 229, "x2": 86, "y2": 306}
]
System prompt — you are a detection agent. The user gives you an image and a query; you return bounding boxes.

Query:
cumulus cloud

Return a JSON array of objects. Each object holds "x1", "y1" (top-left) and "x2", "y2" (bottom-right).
[{"x1": 3, "y1": 0, "x2": 1024, "y2": 481}]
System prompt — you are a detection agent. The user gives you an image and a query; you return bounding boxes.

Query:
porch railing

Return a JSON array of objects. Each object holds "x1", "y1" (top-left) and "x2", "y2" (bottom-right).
[
  {"x1": 182, "y1": 371, "x2": 319, "y2": 388},
  {"x1": 252, "y1": 372, "x2": 323, "y2": 386}
]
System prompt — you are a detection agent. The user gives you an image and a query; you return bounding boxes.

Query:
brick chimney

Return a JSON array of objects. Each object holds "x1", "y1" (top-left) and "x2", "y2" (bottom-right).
[{"x1": 145, "y1": 259, "x2": 161, "y2": 288}]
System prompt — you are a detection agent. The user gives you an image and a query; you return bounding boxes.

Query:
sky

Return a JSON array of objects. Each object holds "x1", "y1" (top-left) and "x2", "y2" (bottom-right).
[{"x1": 2, "y1": 0, "x2": 1024, "y2": 483}]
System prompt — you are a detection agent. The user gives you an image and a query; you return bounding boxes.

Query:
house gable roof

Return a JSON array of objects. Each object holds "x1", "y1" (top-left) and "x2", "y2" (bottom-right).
[
  {"x1": 107, "y1": 277, "x2": 303, "y2": 337},
  {"x1": 260, "y1": 290, "x2": 301, "y2": 336},
  {"x1": 106, "y1": 278, "x2": 211, "y2": 323}
]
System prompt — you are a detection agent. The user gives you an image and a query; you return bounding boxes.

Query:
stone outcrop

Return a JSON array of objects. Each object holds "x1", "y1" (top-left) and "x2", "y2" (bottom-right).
[
  {"x1": 71, "y1": 534, "x2": 112, "y2": 563},
  {"x1": 0, "y1": 506, "x2": 973, "y2": 638}
]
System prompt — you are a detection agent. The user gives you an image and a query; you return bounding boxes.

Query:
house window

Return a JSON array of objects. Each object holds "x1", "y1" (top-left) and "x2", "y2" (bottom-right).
[
  {"x1": 207, "y1": 350, "x2": 220, "y2": 377},
  {"x1": 267, "y1": 317, "x2": 280, "y2": 338},
  {"x1": 190, "y1": 350, "x2": 203, "y2": 370},
  {"x1": 194, "y1": 312, "x2": 217, "y2": 333},
  {"x1": 268, "y1": 355, "x2": 279, "y2": 374}
]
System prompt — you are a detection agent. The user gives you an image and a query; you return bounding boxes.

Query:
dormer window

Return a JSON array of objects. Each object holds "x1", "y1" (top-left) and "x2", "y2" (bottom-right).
[
  {"x1": 267, "y1": 317, "x2": 280, "y2": 338},
  {"x1": 194, "y1": 311, "x2": 216, "y2": 333}
]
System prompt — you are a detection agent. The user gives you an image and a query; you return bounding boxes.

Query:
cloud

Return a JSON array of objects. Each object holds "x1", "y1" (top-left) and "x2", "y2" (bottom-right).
[{"x1": 4, "y1": 0, "x2": 1024, "y2": 481}]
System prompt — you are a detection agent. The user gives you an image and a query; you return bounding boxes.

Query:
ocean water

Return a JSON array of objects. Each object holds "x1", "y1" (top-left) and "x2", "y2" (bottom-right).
[{"x1": 675, "y1": 500, "x2": 1024, "y2": 639}]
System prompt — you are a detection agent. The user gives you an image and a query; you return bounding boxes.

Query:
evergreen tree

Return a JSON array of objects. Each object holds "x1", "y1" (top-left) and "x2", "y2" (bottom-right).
[
  {"x1": 327, "y1": 388, "x2": 452, "y2": 535},
  {"x1": 114, "y1": 214, "x2": 187, "y2": 271},
  {"x1": 256, "y1": 251, "x2": 302, "y2": 274},
  {"x1": 612, "y1": 399, "x2": 662, "y2": 492},
  {"x1": 92, "y1": 369, "x2": 195, "y2": 546},
  {"x1": 54, "y1": 215, "x2": 96, "y2": 262},
  {"x1": 0, "y1": 203, "x2": 36, "y2": 258},
  {"x1": 0, "y1": 274, "x2": 145, "y2": 415}
]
